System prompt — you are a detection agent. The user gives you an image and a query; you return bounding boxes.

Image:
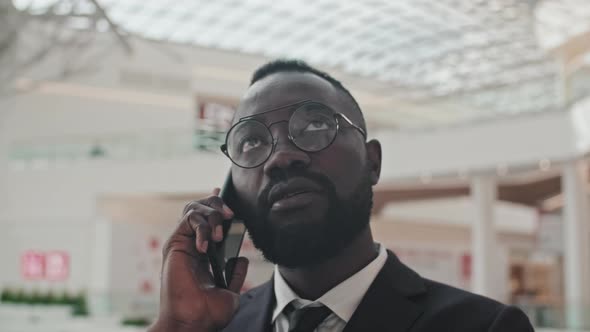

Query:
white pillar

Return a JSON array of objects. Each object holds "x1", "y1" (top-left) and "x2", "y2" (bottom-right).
[
  {"x1": 555, "y1": 59, "x2": 571, "y2": 108},
  {"x1": 89, "y1": 217, "x2": 113, "y2": 316},
  {"x1": 561, "y1": 160, "x2": 590, "y2": 329},
  {"x1": 470, "y1": 175, "x2": 497, "y2": 297}
]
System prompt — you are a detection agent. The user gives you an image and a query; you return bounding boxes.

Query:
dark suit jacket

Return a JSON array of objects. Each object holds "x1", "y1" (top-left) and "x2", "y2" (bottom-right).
[{"x1": 223, "y1": 250, "x2": 534, "y2": 332}]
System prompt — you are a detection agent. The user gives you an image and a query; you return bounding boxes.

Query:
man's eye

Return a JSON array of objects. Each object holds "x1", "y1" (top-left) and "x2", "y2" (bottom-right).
[
  {"x1": 240, "y1": 137, "x2": 263, "y2": 152},
  {"x1": 304, "y1": 120, "x2": 330, "y2": 132}
]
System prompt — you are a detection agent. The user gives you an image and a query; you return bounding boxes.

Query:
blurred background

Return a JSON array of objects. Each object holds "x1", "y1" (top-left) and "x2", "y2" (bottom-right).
[{"x1": 0, "y1": 0, "x2": 589, "y2": 331}]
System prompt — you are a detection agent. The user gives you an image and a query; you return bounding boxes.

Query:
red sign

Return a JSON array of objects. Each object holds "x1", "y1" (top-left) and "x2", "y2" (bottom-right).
[
  {"x1": 461, "y1": 253, "x2": 472, "y2": 280},
  {"x1": 45, "y1": 251, "x2": 69, "y2": 281},
  {"x1": 21, "y1": 251, "x2": 69, "y2": 281},
  {"x1": 197, "y1": 101, "x2": 235, "y2": 131},
  {"x1": 21, "y1": 251, "x2": 45, "y2": 280},
  {"x1": 194, "y1": 96, "x2": 237, "y2": 151}
]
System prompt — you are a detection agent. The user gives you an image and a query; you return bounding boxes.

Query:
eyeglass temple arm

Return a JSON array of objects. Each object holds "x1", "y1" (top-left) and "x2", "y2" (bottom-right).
[{"x1": 337, "y1": 113, "x2": 366, "y2": 138}]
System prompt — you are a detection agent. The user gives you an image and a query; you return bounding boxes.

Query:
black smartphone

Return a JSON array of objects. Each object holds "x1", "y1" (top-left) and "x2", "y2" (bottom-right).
[{"x1": 207, "y1": 171, "x2": 247, "y2": 289}]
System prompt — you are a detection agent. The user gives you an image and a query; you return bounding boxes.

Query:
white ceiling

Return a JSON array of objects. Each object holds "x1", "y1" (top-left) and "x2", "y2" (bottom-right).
[{"x1": 9, "y1": 0, "x2": 590, "y2": 128}]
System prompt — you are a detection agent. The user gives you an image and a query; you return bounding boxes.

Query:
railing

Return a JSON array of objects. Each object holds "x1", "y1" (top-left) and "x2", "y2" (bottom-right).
[
  {"x1": 0, "y1": 303, "x2": 146, "y2": 332},
  {"x1": 517, "y1": 302, "x2": 590, "y2": 330},
  {"x1": 1, "y1": 302, "x2": 589, "y2": 331},
  {"x1": 519, "y1": 303, "x2": 565, "y2": 329},
  {"x1": 6, "y1": 129, "x2": 226, "y2": 167}
]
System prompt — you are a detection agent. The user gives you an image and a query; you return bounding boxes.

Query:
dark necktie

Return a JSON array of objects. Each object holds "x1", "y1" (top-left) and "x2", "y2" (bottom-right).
[{"x1": 288, "y1": 304, "x2": 333, "y2": 332}]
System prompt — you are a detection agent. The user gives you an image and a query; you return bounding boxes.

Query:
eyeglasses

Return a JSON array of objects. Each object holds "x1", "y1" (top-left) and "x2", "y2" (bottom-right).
[{"x1": 220, "y1": 100, "x2": 366, "y2": 169}]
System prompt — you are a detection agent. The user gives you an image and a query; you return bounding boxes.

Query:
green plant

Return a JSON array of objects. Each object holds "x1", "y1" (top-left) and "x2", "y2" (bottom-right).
[
  {"x1": 70, "y1": 293, "x2": 89, "y2": 316},
  {"x1": 0, "y1": 289, "x2": 78, "y2": 306},
  {"x1": 57, "y1": 290, "x2": 72, "y2": 305},
  {"x1": 1, "y1": 288, "x2": 12, "y2": 302},
  {"x1": 29, "y1": 289, "x2": 42, "y2": 305},
  {"x1": 44, "y1": 290, "x2": 56, "y2": 305},
  {"x1": 13, "y1": 289, "x2": 26, "y2": 303},
  {"x1": 121, "y1": 317, "x2": 151, "y2": 327}
]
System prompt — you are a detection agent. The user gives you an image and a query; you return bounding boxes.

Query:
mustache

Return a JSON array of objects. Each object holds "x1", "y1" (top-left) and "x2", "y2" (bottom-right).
[{"x1": 257, "y1": 170, "x2": 336, "y2": 209}]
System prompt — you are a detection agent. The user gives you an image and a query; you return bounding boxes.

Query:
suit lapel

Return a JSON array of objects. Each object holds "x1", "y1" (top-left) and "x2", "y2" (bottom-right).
[
  {"x1": 224, "y1": 250, "x2": 426, "y2": 332},
  {"x1": 222, "y1": 281, "x2": 274, "y2": 332},
  {"x1": 343, "y1": 250, "x2": 426, "y2": 332}
]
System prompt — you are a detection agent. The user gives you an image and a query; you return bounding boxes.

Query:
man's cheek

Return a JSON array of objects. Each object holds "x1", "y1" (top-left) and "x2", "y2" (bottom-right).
[
  {"x1": 317, "y1": 147, "x2": 364, "y2": 197},
  {"x1": 233, "y1": 169, "x2": 263, "y2": 204}
]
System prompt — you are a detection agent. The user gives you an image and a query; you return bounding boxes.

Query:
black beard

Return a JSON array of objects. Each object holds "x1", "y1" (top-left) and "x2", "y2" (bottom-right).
[{"x1": 240, "y1": 167, "x2": 373, "y2": 268}]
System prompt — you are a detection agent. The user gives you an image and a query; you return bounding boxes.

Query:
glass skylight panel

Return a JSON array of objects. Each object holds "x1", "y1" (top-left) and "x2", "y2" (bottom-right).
[{"x1": 10, "y1": 0, "x2": 589, "y2": 127}]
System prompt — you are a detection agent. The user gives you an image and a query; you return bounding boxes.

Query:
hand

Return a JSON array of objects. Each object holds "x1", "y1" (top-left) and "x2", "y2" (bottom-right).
[{"x1": 149, "y1": 188, "x2": 249, "y2": 332}]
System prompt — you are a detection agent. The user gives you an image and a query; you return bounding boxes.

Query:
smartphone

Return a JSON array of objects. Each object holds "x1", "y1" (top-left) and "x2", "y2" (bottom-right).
[{"x1": 207, "y1": 171, "x2": 247, "y2": 289}]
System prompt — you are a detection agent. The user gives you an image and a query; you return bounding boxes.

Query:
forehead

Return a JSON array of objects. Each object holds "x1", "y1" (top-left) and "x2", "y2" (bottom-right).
[{"x1": 235, "y1": 72, "x2": 350, "y2": 121}]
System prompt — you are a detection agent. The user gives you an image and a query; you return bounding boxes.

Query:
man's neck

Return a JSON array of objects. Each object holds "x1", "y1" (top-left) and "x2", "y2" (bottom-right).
[{"x1": 277, "y1": 226, "x2": 378, "y2": 300}]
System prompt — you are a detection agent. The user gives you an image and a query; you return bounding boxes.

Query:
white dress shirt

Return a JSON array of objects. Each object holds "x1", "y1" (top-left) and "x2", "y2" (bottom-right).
[{"x1": 272, "y1": 244, "x2": 387, "y2": 332}]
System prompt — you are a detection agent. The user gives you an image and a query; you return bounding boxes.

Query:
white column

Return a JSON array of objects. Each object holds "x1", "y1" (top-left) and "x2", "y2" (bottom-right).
[
  {"x1": 555, "y1": 58, "x2": 571, "y2": 108},
  {"x1": 470, "y1": 175, "x2": 497, "y2": 297},
  {"x1": 561, "y1": 160, "x2": 590, "y2": 329},
  {"x1": 89, "y1": 217, "x2": 113, "y2": 316}
]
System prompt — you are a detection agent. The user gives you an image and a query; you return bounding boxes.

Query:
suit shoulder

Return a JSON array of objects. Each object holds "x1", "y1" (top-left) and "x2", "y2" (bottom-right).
[
  {"x1": 412, "y1": 279, "x2": 532, "y2": 331},
  {"x1": 223, "y1": 282, "x2": 274, "y2": 332},
  {"x1": 238, "y1": 281, "x2": 272, "y2": 303},
  {"x1": 240, "y1": 282, "x2": 267, "y2": 296},
  {"x1": 421, "y1": 278, "x2": 504, "y2": 311}
]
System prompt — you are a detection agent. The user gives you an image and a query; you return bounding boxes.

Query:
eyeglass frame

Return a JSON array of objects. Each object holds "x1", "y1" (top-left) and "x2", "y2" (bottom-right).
[{"x1": 220, "y1": 99, "x2": 367, "y2": 169}]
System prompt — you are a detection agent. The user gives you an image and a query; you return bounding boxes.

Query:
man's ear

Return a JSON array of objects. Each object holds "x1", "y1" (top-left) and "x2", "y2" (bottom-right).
[{"x1": 366, "y1": 139, "x2": 382, "y2": 185}]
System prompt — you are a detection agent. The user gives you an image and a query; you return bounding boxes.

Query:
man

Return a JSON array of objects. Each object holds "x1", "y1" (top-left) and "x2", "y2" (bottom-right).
[{"x1": 149, "y1": 60, "x2": 534, "y2": 332}]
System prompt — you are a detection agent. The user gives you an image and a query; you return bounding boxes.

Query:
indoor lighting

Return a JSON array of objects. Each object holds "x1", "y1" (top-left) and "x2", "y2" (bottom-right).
[
  {"x1": 458, "y1": 169, "x2": 469, "y2": 180},
  {"x1": 420, "y1": 172, "x2": 432, "y2": 184},
  {"x1": 539, "y1": 159, "x2": 551, "y2": 171},
  {"x1": 541, "y1": 193, "x2": 564, "y2": 212}
]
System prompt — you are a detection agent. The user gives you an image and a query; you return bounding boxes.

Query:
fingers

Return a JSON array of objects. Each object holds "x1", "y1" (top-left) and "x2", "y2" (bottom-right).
[
  {"x1": 210, "y1": 188, "x2": 234, "y2": 219},
  {"x1": 183, "y1": 194, "x2": 234, "y2": 220},
  {"x1": 179, "y1": 191, "x2": 235, "y2": 254},
  {"x1": 226, "y1": 257, "x2": 249, "y2": 293},
  {"x1": 185, "y1": 207, "x2": 221, "y2": 254},
  {"x1": 163, "y1": 203, "x2": 223, "y2": 259},
  {"x1": 186, "y1": 212, "x2": 211, "y2": 253},
  {"x1": 161, "y1": 208, "x2": 200, "y2": 259}
]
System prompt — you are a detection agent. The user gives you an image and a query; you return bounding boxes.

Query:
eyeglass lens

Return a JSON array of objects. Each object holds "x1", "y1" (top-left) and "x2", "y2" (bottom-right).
[{"x1": 226, "y1": 103, "x2": 338, "y2": 168}]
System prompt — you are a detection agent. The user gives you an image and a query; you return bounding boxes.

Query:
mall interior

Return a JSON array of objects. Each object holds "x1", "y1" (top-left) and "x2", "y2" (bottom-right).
[{"x1": 1, "y1": 0, "x2": 590, "y2": 331}]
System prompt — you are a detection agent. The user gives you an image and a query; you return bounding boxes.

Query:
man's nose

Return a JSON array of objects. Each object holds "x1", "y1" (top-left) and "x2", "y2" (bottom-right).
[{"x1": 263, "y1": 127, "x2": 311, "y2": 176}]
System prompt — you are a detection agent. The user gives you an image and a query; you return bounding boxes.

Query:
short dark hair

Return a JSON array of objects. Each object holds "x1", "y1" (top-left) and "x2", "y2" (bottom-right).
[{"x1": 250, "y1": 59, "x2": 366, "y2": 133}]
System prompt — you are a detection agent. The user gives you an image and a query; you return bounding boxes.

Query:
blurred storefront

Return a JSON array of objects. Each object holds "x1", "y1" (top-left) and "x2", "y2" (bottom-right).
[{"x1": 1, "y1": 0, "x2": 590, "y2": 331}]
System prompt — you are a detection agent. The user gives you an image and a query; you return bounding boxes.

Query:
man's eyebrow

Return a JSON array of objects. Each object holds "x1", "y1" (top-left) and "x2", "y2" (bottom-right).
[{"x1": 238, "y1": 99, "x2": 312, "y2": 121}]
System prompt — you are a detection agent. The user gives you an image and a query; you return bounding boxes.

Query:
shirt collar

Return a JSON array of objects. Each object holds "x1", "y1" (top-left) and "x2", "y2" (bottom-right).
[{"x1": 272, "y1": 243, "x2": 388, "y2": 323}]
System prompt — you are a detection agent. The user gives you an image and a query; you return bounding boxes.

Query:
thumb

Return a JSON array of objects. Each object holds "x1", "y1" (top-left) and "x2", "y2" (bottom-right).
[{"x1": 226, "y1": 257, "x2": 249, "y2": 293}]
